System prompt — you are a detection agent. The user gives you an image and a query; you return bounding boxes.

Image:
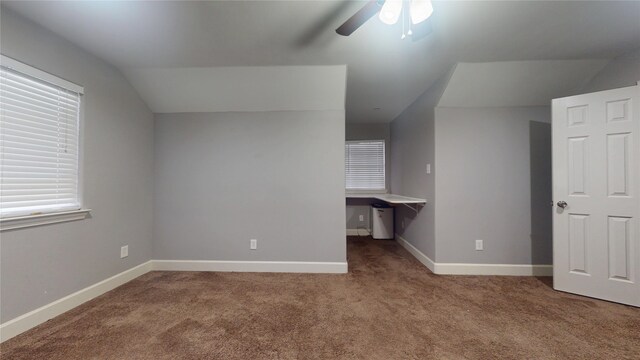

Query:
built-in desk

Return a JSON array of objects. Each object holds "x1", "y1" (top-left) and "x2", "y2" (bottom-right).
[{"x1": 346, "y1": 193, "x2": 427, "y2": 213}]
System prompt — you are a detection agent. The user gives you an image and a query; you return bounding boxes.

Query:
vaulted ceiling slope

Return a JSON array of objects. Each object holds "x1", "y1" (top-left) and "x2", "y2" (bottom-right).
[
  {"x1": 3, "y1": 1, "x2": 640, "y2": 122},
  {"x1": 125, "y1": 66, "x2": 347, "y2": 113},
  {"x1": 438, "y1": 60, "x2": 609, "y2": 108}
]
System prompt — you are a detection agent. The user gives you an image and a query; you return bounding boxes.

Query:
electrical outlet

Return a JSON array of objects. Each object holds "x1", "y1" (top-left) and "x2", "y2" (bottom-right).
[
  {"x1": 250, "y1": 239, "x2": 257, "y2": 250},
  {"x1": 426, "y1": 164, "x2": 431, "y2": 174},
  {"x1": 475, "y1": 240, "x2": 483, "y2": 251},
  {"x1": 359, "y1": 214, "x2": 364, "y2": 222},
  {"x1": 120, "y1": 245, "x2": 129, "y2": 258}
]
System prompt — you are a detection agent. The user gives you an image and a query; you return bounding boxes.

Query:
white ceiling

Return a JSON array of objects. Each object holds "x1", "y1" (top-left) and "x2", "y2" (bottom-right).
[
  {"x1": 3, "y1": 1, "x2": 640, "y2": 122},
  {"x1": 438, "y1": 60, "x2": 609, "y2": 108}
]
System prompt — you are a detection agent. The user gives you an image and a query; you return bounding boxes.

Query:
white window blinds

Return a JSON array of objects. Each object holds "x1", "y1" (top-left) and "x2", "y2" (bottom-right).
[
  {"x1": 0, "y1": 59, "x2": 82, "y2": 218},
  {"x1": 345, "y1": 140, "x2": 385, "y2": 190}
]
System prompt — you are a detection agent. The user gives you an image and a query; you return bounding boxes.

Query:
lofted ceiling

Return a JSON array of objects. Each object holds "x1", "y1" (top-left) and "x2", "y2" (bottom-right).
[
  {"x1": 438, "y1": 60, "x2": 610, "y2": 108},
  {"x1": 125, "y1": 66, "x2": 347, "y2": 113},
  {"x1": 2, "y1": 1, "x2": 640, "y2": 123}
]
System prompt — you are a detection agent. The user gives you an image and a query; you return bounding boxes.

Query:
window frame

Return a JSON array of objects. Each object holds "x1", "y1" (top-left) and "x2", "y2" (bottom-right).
[
  {"x1": 0, "y1": 55, "x2": 89, "y2": 230},
  {"x1": 345, "y1": 139, "x2": 387, "y2": 193}
]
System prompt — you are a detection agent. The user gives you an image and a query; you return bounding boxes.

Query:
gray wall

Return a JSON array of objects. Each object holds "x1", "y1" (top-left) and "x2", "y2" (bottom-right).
[
  {"x1": 582, "y1": 48, "x2": 640, "y2": 93},
  {"x1": 0, "y1": 9, "x2": 154, "y2": 322},
  {"x1": 154, "y1": 111, "x2": 346, "y2": 263},
  {"x1": 346, "y1": 123, "x2": 390, "y2": 142},
  {"x1": 390, "y1": 75, "x2": 450, "y2": 260},
  {"x1": 434, "y1": 107, "x2": 552, "y2": 265},
  {"x1": 345, "y1": 123, "x2": 390, "y2": 231},
  {"x1": 529, "y1": 120, "x2": 553, "y2": 265}
]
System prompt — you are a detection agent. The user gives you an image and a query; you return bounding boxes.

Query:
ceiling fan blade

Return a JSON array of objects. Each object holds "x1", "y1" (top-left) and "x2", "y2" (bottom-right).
[{"x1": 336, "y1": 0, "x2": 384, "y2": 36}]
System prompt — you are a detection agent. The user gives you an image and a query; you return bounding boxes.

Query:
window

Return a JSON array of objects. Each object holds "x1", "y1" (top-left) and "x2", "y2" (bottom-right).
[
  {"x1": 345, "y1": 140, "x2": 385, "y2": 191},
  {"x1": 0, "y1": 56, "x2": 83, "y2": 218}
]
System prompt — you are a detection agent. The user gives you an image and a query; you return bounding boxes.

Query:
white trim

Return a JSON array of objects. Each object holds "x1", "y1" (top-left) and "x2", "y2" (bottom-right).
[
  {"x1": 152, "y1": 260, "x2": 348, "y2": 274},
  {"x1": 395, "y1": 234, "x2": 553, "y2": 276},
  {"x1": 395, "y1": 234, "x2": 436, "y2": 272},
  {"x1": 436, "y1": 263, "x2": 553, "y2": 276},
  {"x1": 0, "y1": 209, "x2": 91, "y2": 232},
  {"x1": 77, "y1": 95, "x2": 86, "y2": 215},
  {"x1": 0, "y1": 261, "x2": 152, "y2": 343},
  {"x1": 346, "y1": 228, "x2": 371, "y2": 236},
  {"x1": 0, "y1": 54, "x2": 84, "y2": 94}
]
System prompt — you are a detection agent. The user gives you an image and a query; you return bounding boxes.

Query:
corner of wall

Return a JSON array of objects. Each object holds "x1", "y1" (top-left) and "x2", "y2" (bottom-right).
[
  {"x1": 580, "y1": 47, "x2": 640, "y2": 93},
  {"x1": 433, "y1": 63, "x2": 458, "y2": 108},
  {"x1": 388, "y1": 66, "x2": 449, "y2": 262}
]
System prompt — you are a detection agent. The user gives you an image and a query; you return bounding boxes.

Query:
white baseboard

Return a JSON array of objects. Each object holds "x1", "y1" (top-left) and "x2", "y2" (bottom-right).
[
  {"x1": 346, "y1": 228, "x2": 370, "y2": 236},
  {"x1": 435, "y1": 263, "x2": 553, "y2": 276},
  {"x1": 152, "y1": 260, "x2": 348, "y2": 274},
  {"x1": 395, "y1": 234, "x2": 436, "y2": 272},
  {"x1": 0, "y1": 261, "x2": 152, "y2": 343},
  {"x1": 395, "y1": 234, "x2": 553, "y2": 276}
]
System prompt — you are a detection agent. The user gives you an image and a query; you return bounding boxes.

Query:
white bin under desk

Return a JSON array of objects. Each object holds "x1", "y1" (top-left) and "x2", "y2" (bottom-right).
[{"x1": 371, "y1": 205, "x2": 394, "y2": 240}]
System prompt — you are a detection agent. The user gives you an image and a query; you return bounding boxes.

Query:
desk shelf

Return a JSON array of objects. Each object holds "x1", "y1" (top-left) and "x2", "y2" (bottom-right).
[{"x1": 346, "y1": 193, "x2": 427, "y2": 214}]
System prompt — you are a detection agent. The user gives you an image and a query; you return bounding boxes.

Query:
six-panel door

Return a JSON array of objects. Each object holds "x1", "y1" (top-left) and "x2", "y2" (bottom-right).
[{"x1": 552, "y1": 85, "x2": 639, "y2": 307}]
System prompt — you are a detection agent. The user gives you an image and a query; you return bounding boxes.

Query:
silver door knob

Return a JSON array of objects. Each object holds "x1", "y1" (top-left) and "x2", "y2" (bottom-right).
[{"x1": 557, "y1": 201, "x2": 568, "y2": 208}]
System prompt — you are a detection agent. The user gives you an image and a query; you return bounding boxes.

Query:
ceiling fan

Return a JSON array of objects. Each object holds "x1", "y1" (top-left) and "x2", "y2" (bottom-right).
[{"x1": 335, "y1": 0, "x2": 434, "y2": 40}]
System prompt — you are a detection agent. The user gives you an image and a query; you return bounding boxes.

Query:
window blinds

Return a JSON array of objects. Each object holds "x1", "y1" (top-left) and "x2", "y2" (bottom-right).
[
  {"x1": 345, "y1": 140, "x2": 385, "y2": 190},
  {"x1": 0, "y1": 65, "x2": 81, "y2": 218}
]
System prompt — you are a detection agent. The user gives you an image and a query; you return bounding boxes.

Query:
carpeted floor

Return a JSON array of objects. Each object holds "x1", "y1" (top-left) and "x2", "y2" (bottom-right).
[{"x1": 2, "y1": 236, "x2": 639, "y2": 359}]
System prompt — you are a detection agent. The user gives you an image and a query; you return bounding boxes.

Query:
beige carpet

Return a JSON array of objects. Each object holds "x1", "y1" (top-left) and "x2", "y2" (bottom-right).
[{"x1": 2, "y1": 236, "x2": 639, "y2": 359}]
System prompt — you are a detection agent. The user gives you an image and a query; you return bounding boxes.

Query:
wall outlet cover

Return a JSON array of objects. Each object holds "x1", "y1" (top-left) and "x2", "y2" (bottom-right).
[
  {"x1": 250, "y1": 239, "x2": 257, "y2": 250},
  {"x1": 475, "y1": 240, "x2": 483, "y2": 251},
  {"x1": 120, "y1": 245, "x2": 129, "y2": 258}
]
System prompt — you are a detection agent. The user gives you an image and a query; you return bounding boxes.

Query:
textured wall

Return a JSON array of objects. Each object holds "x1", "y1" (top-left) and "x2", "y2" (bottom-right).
[
  {"x1": 390, "y1": 75, "x2": 450, "y2": 260},
  {"x1": 434, "y1": 107, "x2": 551, "y2": 264},
  {"x1": 153, "y1": 111, "x2": 346, "y2": 263},
  {"x1": 0, "y1": 9, "x2": 154, "y2": 322}
]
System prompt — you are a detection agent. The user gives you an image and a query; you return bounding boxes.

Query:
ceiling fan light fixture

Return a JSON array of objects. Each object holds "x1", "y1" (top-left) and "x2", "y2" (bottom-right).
[
  {"x1": 379, "y1": 0, "x2": 403, "y2": 25},
  {"x1": 410, "y1": 0, "x2": 434, "y2": 24}
]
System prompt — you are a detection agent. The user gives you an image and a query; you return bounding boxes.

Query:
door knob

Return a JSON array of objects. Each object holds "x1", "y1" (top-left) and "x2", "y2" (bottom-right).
[{"x1": 557, "y1": 201, "x2": 568, "y2": 208}]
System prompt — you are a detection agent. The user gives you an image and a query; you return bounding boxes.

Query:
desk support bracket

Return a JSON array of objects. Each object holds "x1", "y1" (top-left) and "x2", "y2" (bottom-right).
[{"x1": 400, "y1": 203, "x2": 424, "y2": 214}]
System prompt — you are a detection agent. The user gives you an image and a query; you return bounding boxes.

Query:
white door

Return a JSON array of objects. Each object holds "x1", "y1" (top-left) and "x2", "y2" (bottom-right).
[{"x1": 552, "y1": 84, "x2": 640, "y2": 307}]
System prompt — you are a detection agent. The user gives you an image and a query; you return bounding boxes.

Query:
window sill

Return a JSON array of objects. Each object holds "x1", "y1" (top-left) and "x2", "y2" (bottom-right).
[{"x1": 0, "y1": 209, "x2": 91, "y2": 232}]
